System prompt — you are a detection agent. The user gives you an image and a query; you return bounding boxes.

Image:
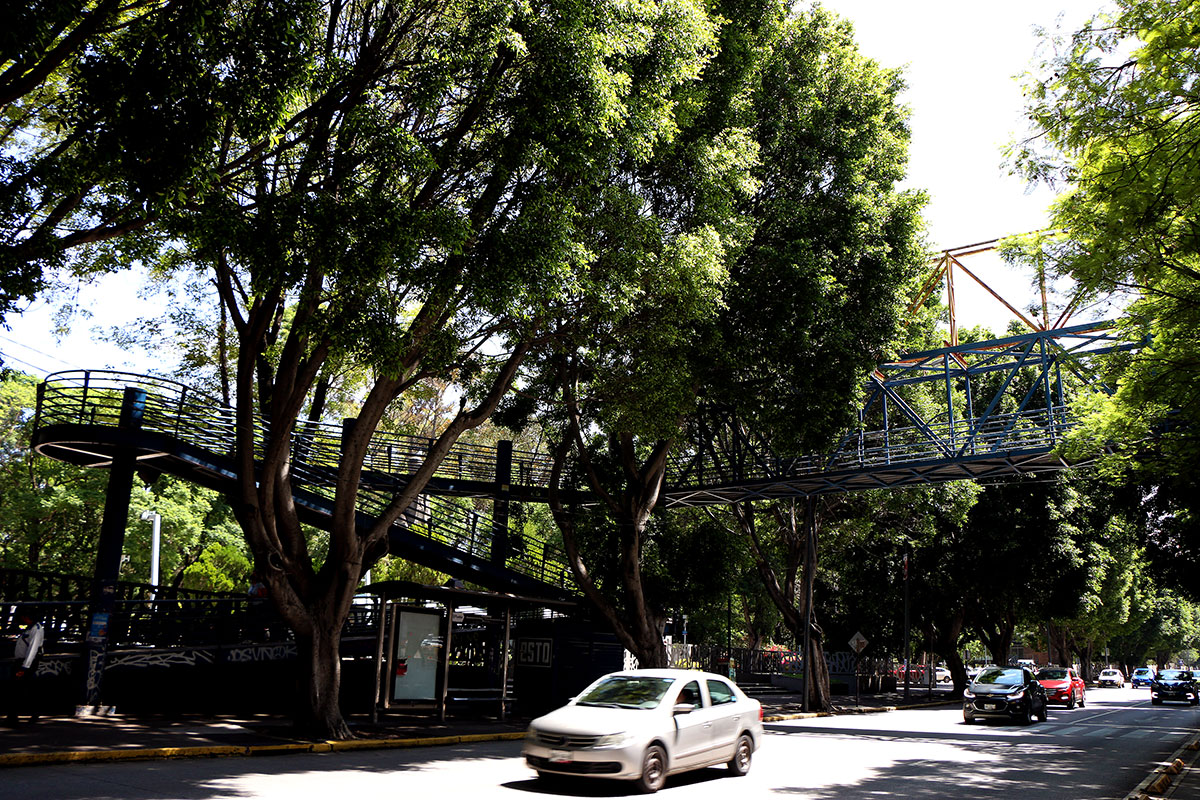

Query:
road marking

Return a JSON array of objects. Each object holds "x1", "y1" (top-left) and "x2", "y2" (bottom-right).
[
  {"x1": 1083, "y1": 726, "x2": 1117, "y2": 737},
  {"x1": 1122, "y1": 728, "x2": 1155, "y2": 738}
]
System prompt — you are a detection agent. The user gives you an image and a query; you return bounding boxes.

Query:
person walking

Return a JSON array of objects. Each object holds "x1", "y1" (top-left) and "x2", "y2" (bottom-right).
[{"x1": 5, "y1": 610, "x2": 44, "y2": 725}]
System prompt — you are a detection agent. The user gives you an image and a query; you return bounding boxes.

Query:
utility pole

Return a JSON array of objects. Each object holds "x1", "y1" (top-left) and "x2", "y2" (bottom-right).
[{"x1": 902, "y1": 548, "x2": 911, "y2": 701}]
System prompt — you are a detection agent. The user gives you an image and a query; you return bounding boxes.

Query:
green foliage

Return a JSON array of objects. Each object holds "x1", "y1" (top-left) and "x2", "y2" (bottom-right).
[
  {"x1": 1011, "y1": 0, "x2": 1200, "y2": 596},
  {"x1": 0, "y1": 371, "x2": 109, "y2": 573},
  {"x1": 0, "y1": 371, "x2": 252, "y2": 589},
  {"x1": 0, "y1": 0, "x2": 322, "y2": 337}
]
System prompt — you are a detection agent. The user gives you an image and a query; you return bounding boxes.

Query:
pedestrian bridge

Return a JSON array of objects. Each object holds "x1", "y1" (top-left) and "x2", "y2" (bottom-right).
[{"x1": 31, "y1": 320, "x2": 1134, "y2": 597}]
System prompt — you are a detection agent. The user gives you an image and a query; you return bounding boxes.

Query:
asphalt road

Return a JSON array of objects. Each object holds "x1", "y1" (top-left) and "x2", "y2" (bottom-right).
[{"x1": 0, "y1": 686, "x2": 1194, "y2": 799}]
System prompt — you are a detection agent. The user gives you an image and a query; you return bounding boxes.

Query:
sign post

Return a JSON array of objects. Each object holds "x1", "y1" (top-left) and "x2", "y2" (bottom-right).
[{"x1": 849, "y1": 632, "x2": 868, "y2": 707}]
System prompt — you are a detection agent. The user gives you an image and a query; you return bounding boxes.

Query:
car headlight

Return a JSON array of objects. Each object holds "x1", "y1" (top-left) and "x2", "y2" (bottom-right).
[
  {"x1": 595, "y1": 732, "x2": 634, "y2": 749},
  {"x1": 1007, "y1": 689, "x2": 1025, "y2": 700},
  {"x1": 963, "y1": 689, "x2": 975, "y2": 699}
]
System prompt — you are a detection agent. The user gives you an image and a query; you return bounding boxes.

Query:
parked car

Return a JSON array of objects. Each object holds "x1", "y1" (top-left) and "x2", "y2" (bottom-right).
[
  {"x1": 963, "y1": 667, "x2": 1048, "y2": 725},
  {"x1": 1097, "y1": 668, "x2": 1125, "y2": 688},
  {"x1": 935, "y1": 666, "x2": 952, "y2": 683},
  {"x1": 1035, "y1": 666, "x2": 1086, "y2": 708},
  {"x1": 1150, "y1": 669, "x2": 1199, "y2": 706},
  {"x1": 1131, "y1": 667, "x2": 1156, "y2": 688},
  {"x1": 522, "y1": 669, "x2": 763, "y2": 793}
]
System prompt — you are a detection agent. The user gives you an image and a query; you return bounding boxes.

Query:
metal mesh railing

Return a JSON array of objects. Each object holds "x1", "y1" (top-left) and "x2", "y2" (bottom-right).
[{"x1": 34, "y1": 371, "x2": 573, "y2": 591}]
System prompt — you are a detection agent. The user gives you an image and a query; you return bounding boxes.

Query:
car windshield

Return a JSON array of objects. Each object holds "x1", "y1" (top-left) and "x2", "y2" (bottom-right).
[
  {"x1": 1135, "y1": 669, "x2": 1152, "y2": 675},
  {"x1": 1159, "y1": 670, "x2": 1193, "y2": 681},
  {"x1": 1036, "y1": 668, "x2": 1068, "y2": 680},
  {"x1": 974, "y1": 668, "x2": 1024, "y2": 686},
  {"x1": 575, "y1": 676, "x2": 676, "y2": 709}
]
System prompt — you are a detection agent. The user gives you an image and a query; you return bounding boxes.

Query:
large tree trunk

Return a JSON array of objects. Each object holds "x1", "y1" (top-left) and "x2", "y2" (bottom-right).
[
  {"x1": 975, "y1": 610, "x2": 1015, "y2": 667},
  {"x1": 933, "y1": 608, "x2": 967, "y2": 694},
  {"x1": 294, "y1": 622, "x2": 351, "y2": 739},
  {"x1": 802, "y1": 619, "x2": 831, "y2": 710},
  {"x1": 546, "y1": 378, "x2": 675, "y2": 671},
  {"x1": 725, "y1": 498, "x2": 832, "y2": 712}
]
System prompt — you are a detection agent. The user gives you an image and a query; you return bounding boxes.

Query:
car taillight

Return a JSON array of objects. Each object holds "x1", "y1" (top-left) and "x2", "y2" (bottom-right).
[{"x1": 759, "y1": 706, "x2": 764, "y2": 721}]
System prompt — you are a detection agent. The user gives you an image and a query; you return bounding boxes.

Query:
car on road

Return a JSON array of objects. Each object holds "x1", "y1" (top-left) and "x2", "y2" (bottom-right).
[
  {"x1": 1036, "y1": 666, "x2": 1086, "y2": 708},
  {"x1": 1098, "y1": 668, "x2": 1125, "y2": 687},
  {"x1": 1131, "y1": 667, "x2": 1155, "y2": 688},
  {"x1": 522, "y1": 668, "x2": 763, "y2": 793},
  {"x1": 966, "y1": 664, "x2": 994, "y2": 681},
  {"x1": 963, "y1": 667, "x2": 1048, "y2": 725},
  {"x1": 1150, "y1": 669, "x2": 1199, "y2": 706},
  {"x1": 936, "y1": 666, "x2": 952, "y2": 683}
]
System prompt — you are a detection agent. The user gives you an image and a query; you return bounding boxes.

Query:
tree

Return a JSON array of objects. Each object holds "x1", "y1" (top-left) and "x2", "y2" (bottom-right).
[
  {"x1": 136, "y1": 0, "x2": 728, "y2": 739},
  {"x1": 1011, "y1": 0, "x2": 1200, "y2": 592},
  {"x1": 532, "y1": 2, "x2": 924, "y2": 677},
  {"x1": 0, "y1": 0, "x2": 321, "y2": 341}
]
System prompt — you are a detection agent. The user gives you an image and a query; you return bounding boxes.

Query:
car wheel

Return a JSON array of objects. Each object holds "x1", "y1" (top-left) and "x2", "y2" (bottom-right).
[
  {"x1": 963, "y1": 714, "x2": 975, "y2": 724},
  {"x1": 1067, "y1": 692, "x2": 1076, "y2": 709},
  {"x1": 1079, "y1": 691, "x2": 1085, "y2": 708},
  {"x1": 1037, "y1": 698, "x2": 1048, "y2": 722},
  {"x1": 1152, "y1": 697, "x2": 1163, "y2": 706},
  {"x1": 635, "y1": 744, "x2": 668, "y2": 793},
  {"x1": 1192, "y1": 696, "x2": 1199, "y2": 706},
  {"x1": 1020, "y1": 702, "x2": 1034, "y2": 725},
  {"x1": 728, "y1": 734, "x2": 753, "y2": 776}
]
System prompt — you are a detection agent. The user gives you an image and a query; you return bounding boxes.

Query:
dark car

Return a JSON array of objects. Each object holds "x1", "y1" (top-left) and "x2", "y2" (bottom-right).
[
  {"x1": 1131, "y1": 667, "x2": 1155, "y2": 688},
  {"x1": 1150, "y1": 669, "x2": 1199, "y2": 705},
  {"x1": 1035, "y1": 666, "x2": 1086, "y2": 708},
  {"x1": 964, "y1": 667, "x2": 1048, "y2": 725}
]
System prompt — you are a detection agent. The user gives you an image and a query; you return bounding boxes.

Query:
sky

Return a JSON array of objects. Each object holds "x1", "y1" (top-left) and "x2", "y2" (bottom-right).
[{"x1": 0, "y1": 0, "x2": 1111, "y2": 379}]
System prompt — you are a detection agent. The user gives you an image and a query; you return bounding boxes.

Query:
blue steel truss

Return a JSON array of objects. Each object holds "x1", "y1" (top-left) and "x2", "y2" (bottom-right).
[{"x1": 656, "y1": 321, "x2": 1136, "y2": 506}]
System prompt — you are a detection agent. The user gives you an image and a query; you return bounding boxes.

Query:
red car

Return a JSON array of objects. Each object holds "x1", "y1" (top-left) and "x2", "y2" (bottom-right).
[{"x1": 1036, "y1": 666, "x2": 1086, "y2": 708}]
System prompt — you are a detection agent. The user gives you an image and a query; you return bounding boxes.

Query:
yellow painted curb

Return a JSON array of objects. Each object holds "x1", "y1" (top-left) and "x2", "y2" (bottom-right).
[
  {"x1": 0, "y1": 744, "x2": 247, "y2": 767},
  {"x1": 461, "y1": 732, "x2": 525, "y2": 743},
  {"x1": 0, "y1": 730, "x2": 528, "y2": 768},
  {"x1": 763, "y1": 712, "x2": 830, "y2": 722}
]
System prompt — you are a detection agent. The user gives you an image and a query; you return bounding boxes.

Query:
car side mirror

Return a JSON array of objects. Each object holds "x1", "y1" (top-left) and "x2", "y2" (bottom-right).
[{"x1": 673, "y1": 703, "x2": 695, "y2": 715}]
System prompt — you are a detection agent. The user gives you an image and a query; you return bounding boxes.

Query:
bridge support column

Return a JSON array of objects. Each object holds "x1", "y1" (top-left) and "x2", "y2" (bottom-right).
[
  {"x1": 80, "y1": 387, "x2": 146, "y2": 713},
  {"x1": 491, "y1": 440, "x2": 512, "y2": 567}
]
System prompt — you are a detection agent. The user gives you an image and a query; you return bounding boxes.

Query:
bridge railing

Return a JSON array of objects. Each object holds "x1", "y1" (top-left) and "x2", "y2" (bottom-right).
[
  {"x1": 665, "y1": 404, "x2": 1074, "y2": 490},
  {"x1": 36, "y1": 370, "x2": 556, "y2": 490},
  {"x1": 36, "y1": 370, "x2": 573, "y2": 591}
]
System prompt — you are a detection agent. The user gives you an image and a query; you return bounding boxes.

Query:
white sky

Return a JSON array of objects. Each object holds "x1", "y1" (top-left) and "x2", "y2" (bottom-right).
[{"x1": 0, "y1": 0, "x2": 1110, "y2": 378}]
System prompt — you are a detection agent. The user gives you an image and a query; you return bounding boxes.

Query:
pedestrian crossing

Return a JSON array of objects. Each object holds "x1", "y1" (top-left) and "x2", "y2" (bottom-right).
[{"x1": 1030, "y1": 723, "x2": 1188, "y2": 741}]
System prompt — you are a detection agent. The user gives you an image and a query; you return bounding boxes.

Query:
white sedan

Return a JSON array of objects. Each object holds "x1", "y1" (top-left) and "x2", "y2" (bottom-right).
[{"x1": 522, "y1": 668, "x2": 764, "y2": 792}]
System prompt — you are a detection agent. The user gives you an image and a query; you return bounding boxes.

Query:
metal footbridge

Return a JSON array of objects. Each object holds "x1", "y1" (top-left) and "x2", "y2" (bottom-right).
[{"x1": 31, "y1": 321, "x2": 1133, "y2": 598}]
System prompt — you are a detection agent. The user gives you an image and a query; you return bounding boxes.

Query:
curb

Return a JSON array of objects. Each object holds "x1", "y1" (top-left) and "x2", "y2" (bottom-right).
[
  {"x1": 0, "y1": 731, "x2": 527, "y2": 769},
  {"x1": 1123, "y1": 737, "x2": 1200, "y2": 800}
]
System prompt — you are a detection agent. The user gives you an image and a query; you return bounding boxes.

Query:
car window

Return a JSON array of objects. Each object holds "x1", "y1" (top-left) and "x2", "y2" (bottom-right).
[
  {"x1": 1160, "y1": 670, "x2": 1193, "y2": 681},
  {"x1": 576, "y1": 676, "x2": 676, "y2": 709},
  {"x1": 706, "y1": 679, "x2": 736, "y2": 705},
  {"x1": 975, "y1": 668, "x2": 1024, "y2": 686},
  {"x1": 674, "y1": 680, "x2": 703, "y2": 707},
  {"x1": 1036, "y1": 668, "x2": 1068, "y2": 680}
]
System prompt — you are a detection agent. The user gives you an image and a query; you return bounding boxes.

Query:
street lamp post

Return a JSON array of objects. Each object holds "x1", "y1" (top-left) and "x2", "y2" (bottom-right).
[{"x1": 140, "y1": 510, "x2": 161, "y2": 599}]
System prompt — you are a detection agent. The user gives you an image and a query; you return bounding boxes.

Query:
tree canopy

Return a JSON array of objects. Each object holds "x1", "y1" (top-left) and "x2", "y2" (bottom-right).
[{"x1": 1011, "y1": 0, "x2": 1200, "y2": 596}]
